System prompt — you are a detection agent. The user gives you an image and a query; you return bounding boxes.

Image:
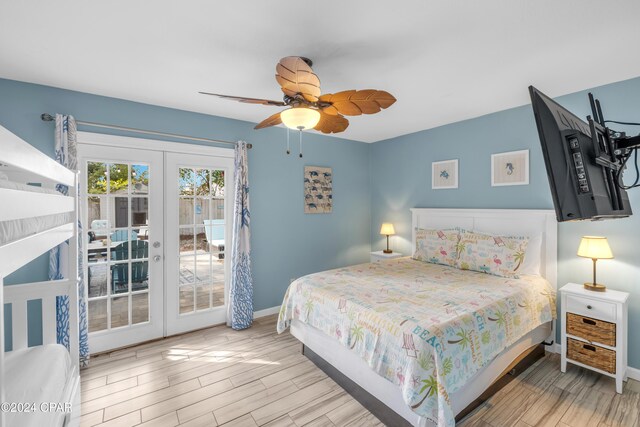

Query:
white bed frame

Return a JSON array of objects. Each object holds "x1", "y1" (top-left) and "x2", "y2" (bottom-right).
[
  {"x1": 0, "y1": 125, "x2": 81, "y2": 427},
  {"x1": 291, "y1": 208, "x2": 558, "y2": 426}
]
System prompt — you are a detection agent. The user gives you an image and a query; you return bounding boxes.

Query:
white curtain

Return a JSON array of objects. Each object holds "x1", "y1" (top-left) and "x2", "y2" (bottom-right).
[{"x1": 227, "y1": 141, "x2": 254, "y2": 329}]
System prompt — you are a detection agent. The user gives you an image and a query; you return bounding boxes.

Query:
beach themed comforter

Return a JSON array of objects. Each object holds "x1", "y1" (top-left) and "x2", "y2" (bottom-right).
[{"x1": 277, "y1": 257, "x2": 555, "y2": 426}]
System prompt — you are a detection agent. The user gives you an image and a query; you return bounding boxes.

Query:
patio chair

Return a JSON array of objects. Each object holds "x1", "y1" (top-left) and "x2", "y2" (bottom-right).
[
  {"x1": 111, "y1": 240, "x2": 149, "y2": 293},
  {"x1": 111, "y1": 229, "x2": 138, "y2": 242}
]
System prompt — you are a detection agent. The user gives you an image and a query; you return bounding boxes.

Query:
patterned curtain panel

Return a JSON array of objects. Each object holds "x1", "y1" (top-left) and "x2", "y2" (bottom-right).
[
  {"x1": 228, "y1": 141, "x2": 254, "y2": 330},
  {"x1": 48, "y1": 114, "x2": 90, "y2": 367}
]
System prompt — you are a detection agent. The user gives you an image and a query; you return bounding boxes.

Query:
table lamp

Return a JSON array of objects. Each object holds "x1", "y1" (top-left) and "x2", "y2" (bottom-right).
[
  {"x1": 380, "y1": 223, "x2": 396, "y2": 254},
  {"x1": 577, "y1": 236, "x2": 613, "y2": 291}
]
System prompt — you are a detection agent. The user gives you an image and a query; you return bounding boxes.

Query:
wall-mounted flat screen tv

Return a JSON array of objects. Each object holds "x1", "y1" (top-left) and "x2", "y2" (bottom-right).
[{"x1": 529, "y1": 86, "x2": 632, "y2": 222}]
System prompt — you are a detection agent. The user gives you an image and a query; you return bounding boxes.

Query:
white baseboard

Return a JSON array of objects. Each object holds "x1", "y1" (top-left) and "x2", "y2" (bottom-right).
[
  {"x1": 545, "y1": 343, "x2": 561, "y2": 354},
  {"x1": 626, "y1": 366, "x2": 640, "y2": 381},
  {"x1": 253, "y1": 305, "x2": 280, "y2": 319},
  {"x1": 545, "y1": 342, "x2": 640, "y2": 381}
]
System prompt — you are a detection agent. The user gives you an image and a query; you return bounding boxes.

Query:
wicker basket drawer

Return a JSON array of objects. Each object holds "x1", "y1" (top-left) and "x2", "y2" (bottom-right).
[
  {"x1": 567, "y1": 338, "x2": 616, "y2": 374},
  {"x1": 567, "y1": 313, "x2": 616, "y2": 346}
]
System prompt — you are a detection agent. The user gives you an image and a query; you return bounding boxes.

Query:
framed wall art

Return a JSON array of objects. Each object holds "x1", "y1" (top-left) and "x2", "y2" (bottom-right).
[
  {"x1": 431, "y1": 159, "x2": 459, "y2": 190},
  {"x1": 304, "y1": 166, "x2": 332, "y2": 213},
  {"x1": 491, "y1": 149, "x2": 529, "y2": 186}
]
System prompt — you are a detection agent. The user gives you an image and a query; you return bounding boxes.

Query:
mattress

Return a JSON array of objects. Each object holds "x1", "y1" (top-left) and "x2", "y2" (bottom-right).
[
  {"x1": 0, "y1": 180, "x2": 72, "y2": 246},
  {"x1": 4, "y1": 344, "x2": 74, "y2": 427},
  {"x1": 291, "y1": 319, "x2": 552, "y2": 427},
  {"x1": 277, "y1": 258, "x2": 556, "y2": 427}
]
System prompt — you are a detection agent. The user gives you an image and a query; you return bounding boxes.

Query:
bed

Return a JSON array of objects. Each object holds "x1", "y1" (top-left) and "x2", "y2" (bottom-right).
[
  {"x1": 278, "y1": 208, "x2": 557, "y2": 426},
  {"x1": 0, "y1": 125, "x2": 81, "y2": 427}
]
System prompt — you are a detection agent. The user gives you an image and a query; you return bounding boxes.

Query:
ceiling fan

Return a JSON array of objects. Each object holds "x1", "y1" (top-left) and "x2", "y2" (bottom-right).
[{"x1": 200, "y1": 56, "x2": 396, "y2": 155}]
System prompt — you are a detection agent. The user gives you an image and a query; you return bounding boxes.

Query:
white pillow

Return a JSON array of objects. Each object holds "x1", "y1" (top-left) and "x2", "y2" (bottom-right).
[{"x1": 519, "y1": 233, "x2": 542, "y2": 276}]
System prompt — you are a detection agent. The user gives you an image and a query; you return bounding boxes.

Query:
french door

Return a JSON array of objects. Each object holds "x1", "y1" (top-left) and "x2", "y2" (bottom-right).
[
  {"x1": 79, "y1": 145, "x2": 164, "y2": 353},
  {"x1": 165, "y1": 153, "x2": 234, "y2": 336},
  {"x1": 79, "y1": 139, "x2": 234, "y2": 352}
]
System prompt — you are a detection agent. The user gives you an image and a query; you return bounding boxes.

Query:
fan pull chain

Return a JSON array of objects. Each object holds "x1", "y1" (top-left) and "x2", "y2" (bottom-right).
[
  {"x1": 299, "y1": 129, "x2": 303, "y2": 158},
  {"x1": 286, "y1": 128, "x2": 291, "y2": 155}
]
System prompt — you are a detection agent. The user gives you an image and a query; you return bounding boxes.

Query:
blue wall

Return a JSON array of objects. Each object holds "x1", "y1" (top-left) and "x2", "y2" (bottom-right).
[
  {"x1": 370, "y1": 76, "x2": 640, "y2": 369},
  {"x1": 4, "y1": 76, "x2": 640, "y2": 370},
  {"x1": 0, "y1": 78, "x2": 372, "y2": 316}
]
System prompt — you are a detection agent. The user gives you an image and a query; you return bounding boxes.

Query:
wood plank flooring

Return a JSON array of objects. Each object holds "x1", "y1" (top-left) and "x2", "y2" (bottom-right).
[{"x1": 80, "y1": 315, "x2": 640, "y2": 427}]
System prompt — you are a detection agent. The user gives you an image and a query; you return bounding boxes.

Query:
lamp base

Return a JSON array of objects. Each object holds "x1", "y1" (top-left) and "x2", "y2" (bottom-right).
[
  {"x1": 583, "y1": 282, "x2": 606, "y2": 292},
  {"x1": 383, "y1": 249, "x2": 393, "y2": 254}
]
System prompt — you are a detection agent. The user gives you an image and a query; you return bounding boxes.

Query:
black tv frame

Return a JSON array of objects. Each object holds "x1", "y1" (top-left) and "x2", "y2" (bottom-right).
[{"x1": 529, "y1": 86, "x2": 639, "y2": 222}]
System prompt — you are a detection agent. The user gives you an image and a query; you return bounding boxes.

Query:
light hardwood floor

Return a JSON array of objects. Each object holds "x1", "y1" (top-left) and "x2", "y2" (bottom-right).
[{"x1": 80, "y1": 315, "x2": 640, "y2": 427}]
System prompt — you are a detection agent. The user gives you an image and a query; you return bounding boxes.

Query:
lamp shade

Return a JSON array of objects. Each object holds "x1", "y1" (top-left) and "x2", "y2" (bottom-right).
[
  {"x1": 380, "y1": 223, "x2": 396, "y2": 236},
  {"x1": 577, "y1": 236, "x2": 613, "y2": 259},
  {"x1": 280, "y1": 107, "x2": 321, "y2": 130}
]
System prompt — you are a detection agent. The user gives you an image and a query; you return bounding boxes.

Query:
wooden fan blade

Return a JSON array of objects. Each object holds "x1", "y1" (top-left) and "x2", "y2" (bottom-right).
[
  {"x1": 314, "y1": 111, "x2": 349, "y2": 134},
  {"x1": 199, "y1": 92, "x2": 286, "y2": 106},
  {"x1": 319, "y1": 90, "x2": 396, "y2": 116},
  {"x1": 254, "y1": 112, "x2": 283, "y2": 129},
  {"x1": 275, "y1": 56, "x2": 321, "y2": 103}
]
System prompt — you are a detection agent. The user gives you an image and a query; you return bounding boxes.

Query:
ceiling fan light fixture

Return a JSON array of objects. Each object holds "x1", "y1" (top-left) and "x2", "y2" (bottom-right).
[{"x1": 280, "y1": 107, "x2": 320, "y2": 131}]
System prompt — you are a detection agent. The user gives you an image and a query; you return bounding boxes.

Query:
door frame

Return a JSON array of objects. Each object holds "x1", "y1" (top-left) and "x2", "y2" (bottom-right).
[{"x1": 77, "y1": 132, "x2": 235, "y2": 350}]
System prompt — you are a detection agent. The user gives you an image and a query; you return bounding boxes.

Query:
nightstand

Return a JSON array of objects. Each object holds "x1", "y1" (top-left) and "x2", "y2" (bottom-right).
[
  {"x1": 370, "y1": 251, "x2": 403, "y2": 262},
  {"x1": 560, "y1": 283, "x2": 629, "y2": 393}
]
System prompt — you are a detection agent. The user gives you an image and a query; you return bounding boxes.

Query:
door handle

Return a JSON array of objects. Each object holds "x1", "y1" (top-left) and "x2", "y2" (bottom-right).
[{"x1": 153, "y1": 255, "x2": 162, "y2": 262}]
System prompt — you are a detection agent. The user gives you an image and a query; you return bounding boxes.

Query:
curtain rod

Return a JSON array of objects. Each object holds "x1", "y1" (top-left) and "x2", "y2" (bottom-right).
[{"x1": 40, "y1": 113, "x2": 251, "y2": 149}]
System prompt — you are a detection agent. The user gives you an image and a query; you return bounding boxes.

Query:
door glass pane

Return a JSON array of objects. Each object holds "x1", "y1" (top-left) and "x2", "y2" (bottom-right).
[
  {"x1": 195, "y1": 252, "x2": 211, "y2": 283},
  {"x1": 179, "y1": 198, "x2": 194, "y2": 225},
  {"x1": 111, "y1": 263, "x2": 129, "y2": 294},
  {"x1": 179, "y1": 257, "x2": 194, "y2": 284},
  {"x1": 132, "y1": 261, "x2": 149, "y2": 291},
  {"x1": 132, "y1": 293, "x2": 149, "y2": 324},
  {"x1": 195, "y1": 225, "x2": 206, "y2": 252},
  {"x1": 131, "y1": 164, "x2": 149, "y2": 195},
  {"x1": 211, "y1": 170, "x2": 225, "y2": 198},
  {"x1": 195, "y1": 169, "x2": 210, "y2": 196},
  {"x1": 88, "y1": 264, "x2": 108, "y2": 298},
  {"x1": 179, "y1": 227, "x2": 194, "y2": 253},
  {"x1": 88, "y1": 196, "x2": 109, "y2": 231},
  {"x1": 196, "y1": 284, "x2": 212, "y2": 311},
  {"x1": 111, "y1": 239, "x2": 130, "y2": 261},
  {"x1": 213, "y1": 280, "x2": 224, "y2": 308},
  {"x1": 88, "y1": 300, "x2": 107, "y2": 332},
  {"x1": 87, "y1": 162, "x2": 108, "y2": 194},
  {"x1": 131, "y1": 240, "x2": 148, "y2": 260},
  {"x1": 111, "y1": 296, "x2": 129, "y2": 328},
  {"x1": 179, "y1": 168, "x2": 194, "y2": 195},
  {"x1": 194, "y1": 198, "x2": 210, "y2": 225},
  {"x1": 180, "y1": 286, "x2": 194, "y2": 314},
  {"x1": 109, "y1": 163, "x2": 129, "y2": 194},
  {"x1": 112, "y1": 196, "x2": 129, "y2": 228},
  {"x1": 132, "y1": 197, "x2": 148, "y2": 227}
]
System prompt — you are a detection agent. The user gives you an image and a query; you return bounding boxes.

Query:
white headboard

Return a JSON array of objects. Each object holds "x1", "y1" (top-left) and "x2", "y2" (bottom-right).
[{"x1": 411, "y1": 208, "x2": 557, "y2": 287}]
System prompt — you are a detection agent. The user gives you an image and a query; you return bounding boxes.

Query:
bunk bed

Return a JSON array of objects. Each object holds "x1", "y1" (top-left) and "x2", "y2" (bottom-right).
[{"x1": 0, "y1": 125, "x2": 81, "y2": 427}]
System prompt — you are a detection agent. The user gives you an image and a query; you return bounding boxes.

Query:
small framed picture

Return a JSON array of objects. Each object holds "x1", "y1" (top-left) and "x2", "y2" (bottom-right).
[
  {"x1": 491, "y1": 149, "x2": 529, "y2": 186},
  {"x1": 304, "y1": 166, "x2": 332, "y2": 213},
  {"x1": 432, "y1": 159, "x2": 458, "y2": 190}
]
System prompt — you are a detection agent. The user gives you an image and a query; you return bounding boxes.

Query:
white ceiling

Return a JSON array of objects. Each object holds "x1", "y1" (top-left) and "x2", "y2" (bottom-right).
[{"x1": 1, "y1": 1, "x2": 640, "y2": 143}]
